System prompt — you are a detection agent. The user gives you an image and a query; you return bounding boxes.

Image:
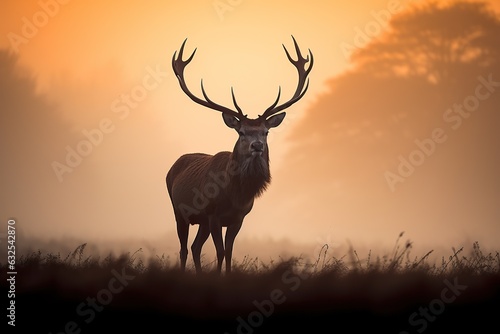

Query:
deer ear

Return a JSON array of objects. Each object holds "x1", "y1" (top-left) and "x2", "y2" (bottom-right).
[
  {"x1": 222, "y1": 113, "x2": 240, "y2": 130},
  {"x1": 266, "y1": 112, "x2": 286, "y2": 128}
]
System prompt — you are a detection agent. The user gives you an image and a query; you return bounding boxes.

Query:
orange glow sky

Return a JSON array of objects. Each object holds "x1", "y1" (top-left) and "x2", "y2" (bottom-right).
[{"x1": 2, "y1": 0, "x2": 500, "y2": 259}]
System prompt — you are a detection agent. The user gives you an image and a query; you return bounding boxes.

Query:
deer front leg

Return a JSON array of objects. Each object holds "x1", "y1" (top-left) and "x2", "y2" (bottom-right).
[
  {"x1": 209, "y1": 217, "x2": 224, "y2": 273},
  {"x1": 225, "y1": 221, "x2": 243, "y2": 274}
]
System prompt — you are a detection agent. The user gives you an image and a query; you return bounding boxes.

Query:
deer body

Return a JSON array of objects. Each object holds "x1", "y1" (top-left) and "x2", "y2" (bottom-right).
[{"x1": 167, "y1": 37, "x2": 312, "y2": 273}]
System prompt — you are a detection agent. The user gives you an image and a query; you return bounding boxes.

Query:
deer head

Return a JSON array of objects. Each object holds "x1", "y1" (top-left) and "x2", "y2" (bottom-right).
[{"x1": 172, "y1": 36, "x2": 314, "y2": 161}]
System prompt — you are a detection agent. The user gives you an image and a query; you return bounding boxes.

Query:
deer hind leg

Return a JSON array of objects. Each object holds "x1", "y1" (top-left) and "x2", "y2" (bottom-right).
[
  {"x1": 191, "y1": 222, "x2": 210, "y2": 274},
  {"x1": 175, "y1": 216, "x2": 189, "y2": 271},
  {"x1": 209, "y1": 217, "x2": 225, "y2": 273}
]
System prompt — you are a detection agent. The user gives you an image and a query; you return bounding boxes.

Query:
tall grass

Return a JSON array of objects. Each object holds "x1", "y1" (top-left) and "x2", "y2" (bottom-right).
[
  {"x1": 8, "y1": 234, "x2": 499, "y2": 277},
  {"x1": 3, "y1": 235, "x2": 499, "y2": 334}
]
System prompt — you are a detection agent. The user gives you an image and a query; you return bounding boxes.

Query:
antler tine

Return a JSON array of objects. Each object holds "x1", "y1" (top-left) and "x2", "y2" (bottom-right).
[
  {"x1": 172, "y1": 39, "x2": 245, "y2": 119},
  {"x1": 260, "y1": 87, "x2": 281, "y2": 117},
  {"x1": 172, "y1": 38, "x2": 196, "y2": 78},
  {"x1": 261, "y1": 36, "x2": 313, "y2": 119},
  {"x1": 231, "y1": 87, "x2": 245, "y2": 116},
  {"x1": 284, "y1": 35, "x2": 314, "y2": 77},
  {"x1": 200, "y1": 80, "x2": 245, "y2": 119}
]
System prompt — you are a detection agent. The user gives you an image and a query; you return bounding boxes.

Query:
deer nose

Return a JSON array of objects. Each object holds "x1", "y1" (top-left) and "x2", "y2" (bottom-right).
[{"x1": 251, "y1": 141, "x2": 264, "y2": 152}]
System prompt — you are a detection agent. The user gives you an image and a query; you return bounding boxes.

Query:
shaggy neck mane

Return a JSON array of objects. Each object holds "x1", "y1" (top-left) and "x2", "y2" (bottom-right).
[{"x1": 229, "y1": 151, "x2": 271, "y2": 202}]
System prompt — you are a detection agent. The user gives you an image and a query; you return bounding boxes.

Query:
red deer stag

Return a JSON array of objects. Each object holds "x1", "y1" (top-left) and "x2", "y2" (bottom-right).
[{"x1": 166, "y1": 36, "x2": 313, "y2": 273}]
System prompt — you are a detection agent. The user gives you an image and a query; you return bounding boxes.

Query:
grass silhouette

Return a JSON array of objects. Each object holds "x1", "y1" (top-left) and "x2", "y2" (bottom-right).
[{"x1": 3, "y1": 236, "x2": 499, "y2": 333}]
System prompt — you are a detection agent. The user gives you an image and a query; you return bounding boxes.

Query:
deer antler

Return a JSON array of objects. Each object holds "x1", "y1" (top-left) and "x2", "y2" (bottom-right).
[
  {"x1": 172, "y1": 39, "x2": 246, "y2": 119},
  {"x1": 260, "y1": 36, "x2": 314, "y2": 119}
]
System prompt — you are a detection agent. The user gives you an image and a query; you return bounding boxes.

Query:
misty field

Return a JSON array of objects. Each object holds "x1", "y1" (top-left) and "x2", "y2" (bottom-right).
[{"x1": 3, "y1": 239, "x2": 499, "y2": 333}]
